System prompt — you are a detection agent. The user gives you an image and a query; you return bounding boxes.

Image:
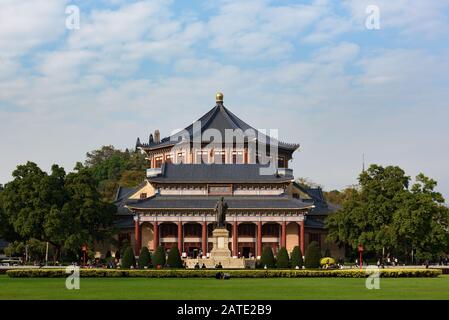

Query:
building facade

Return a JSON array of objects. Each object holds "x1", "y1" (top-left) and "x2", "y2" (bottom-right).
[{"x1": 111, "y1": 93, "x2": 342, "y2": 260}]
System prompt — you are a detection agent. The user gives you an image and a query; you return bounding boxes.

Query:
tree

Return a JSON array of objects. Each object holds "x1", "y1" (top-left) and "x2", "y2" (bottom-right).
[
  {"x1": 0, "y1": 186, "x2": 21, "y2": 243},
  {"x1": 166, "y1": 245, "x2": 183, "y2": 268},
  {"x1": 290, "y1": 246, "x2": 303, "y2": 269},
  {"x1": 326, "y1": 164, "x2": 449, "y2": 261},
  {"x1": 152, "y1": 246, "x2": 166, "y2": 268},
  {"x1": 260, "y1": 246, "x2": 275, "y2": 268},
  {"x1": 138, "y1": 247, "x2": 151, "y2": 269},
  {"x1": 57, "y1": 163, "x2": 116, "y2": 253},
  {"x1": 304, "y1": 241, "x2": 321, "y2": 268},
  {"x1": 392, "y1": 173, "x2": 449, "y2": 262},
  {"x1": 121, "y1": 247, "x2": 136, "y2": 269},
  {"x1": 1, "y1": 161, "x2": 116, "y2": 261},
  {"x1": 323, "y1": 188, "x2": 357, "y2": 206},
  {"x1": 2, "y1": 162, "x2": 67, "y2": 259},
  {"x1": 276, "y1": 247, "x2": 289, "y2": 268},
  {"x1": 295, "y1": 177, "x2": 321, "y2": 188},
  {"x1": 84, "y1": 146, "x2": 147, "y2": 201}
]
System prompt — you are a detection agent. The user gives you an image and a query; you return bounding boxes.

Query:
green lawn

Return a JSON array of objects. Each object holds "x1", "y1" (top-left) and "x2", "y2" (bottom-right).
[{"x1": 1, "y1": 275, "x2": 449, "y2": 300}]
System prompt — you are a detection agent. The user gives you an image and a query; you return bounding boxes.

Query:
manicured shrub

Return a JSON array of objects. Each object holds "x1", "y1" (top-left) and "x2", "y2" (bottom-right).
[
  {"x1": 260, "y1": 246, "x2": 275, "y2": 268},
  {"x1": 138, "y1": 247, "x2": 151, "y2": 269},
  {"x1": 119, "y1": 239, "x2": 130, "y2": 257},
  {"x1": 276, "y1": 247, "x2": 289, "y2": 268},
  {"x1": 6, "y1": 268, "x2": 442, "y2": 278},
  {"x1": 121, "y1": 247, "x2": 136, "y2": 269},
  {"x1": 166, "y1": 245, "x2": 183, "y2": 268},
  {"x1": 304, "y1": 241, "x2": 321, "y2": 269},
  {"x1": 290, "y1": 246, "x2": 303, "y2": 269},
  {"x1": 152, "y1": 246, "x2": 166, "y2": 268}
]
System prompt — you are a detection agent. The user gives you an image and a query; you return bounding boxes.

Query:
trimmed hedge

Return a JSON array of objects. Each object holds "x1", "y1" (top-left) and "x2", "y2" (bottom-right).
[
  {"x1": 290, "y1": 246, "x2": 303, "y2": 269},
  {"x1": 304, "y1": 241, "x2": 321, "y2": 268},
  {"x1": 138, "y1": 247, "x2": 151, "y2": 269},
  {"x1": 6, "y1": 268, "x2": 442, "y2": 278},
  {"x1": 260, "y1": 246, "x2": 275, "y2": 268},
  {"x1": 152, "y1": 246, "x2": 166, "y2": 268},
  {"x1": 276, "y1": 247, "x2": 289, "y2": 268},
  {"x1": 121, "y1": 247, "x2": 136, "y2": 269},
  {"x1": 166, "y1": 245, "x2": 183, "y2": 268}
]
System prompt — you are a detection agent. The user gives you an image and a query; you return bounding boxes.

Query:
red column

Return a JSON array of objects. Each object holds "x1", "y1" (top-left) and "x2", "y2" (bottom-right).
[
  {"x1": 257, "y1": 221, "x2": 262, "y2": 258},
  {"x1": 299, "y1": 221, "x2": 305, "y2": 255},
  {"x1": 232, "y1": 221, "x2": 238, "y2": 257},
  {"x1": 134, "y1": 218, "x2": 141, "y2": 254},
  {"x1": 281, "y1": 221, "x2": 287, "y2": 248},
  {"x1": 202, "y1": 222, "x2": 207, "y2": 255},
  {"x1": 178, "y1": 222, "x2": 183, "y2": 253},
  {"x1": 153, "y1": 221, "x2": 159, "y2": 251}
]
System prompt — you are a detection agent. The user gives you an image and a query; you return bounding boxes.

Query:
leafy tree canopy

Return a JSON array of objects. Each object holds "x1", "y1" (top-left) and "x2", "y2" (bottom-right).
[
  {"x1": 1, "y1": 161, "x2": 116, "y2": 261},
  {"x1": 84, "y1": 145, "x2": 146, "y2": 200},
  {"x1": 326, "y1": 165, "x2": 449, "y2": 261},
  {"x1": 323, "y1": 187, "x2": 357, "y2": 206}
]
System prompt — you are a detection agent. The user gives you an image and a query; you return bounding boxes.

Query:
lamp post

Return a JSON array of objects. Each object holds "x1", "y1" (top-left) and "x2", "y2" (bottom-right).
[
  {"x1": 358, "y1": 244, "x2": 364, "y2": 270},
  {"x1": 45, "y1": 242, "x2": 49, "y2": 266},
  {"x1": 82, "y1": 245, "x2": 87, "y2": 266}
]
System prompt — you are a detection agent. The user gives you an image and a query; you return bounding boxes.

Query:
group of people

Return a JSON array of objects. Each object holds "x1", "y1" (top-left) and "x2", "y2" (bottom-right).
[{"x1": 193, "y1": 261, "x2": 223, "y2": 269}]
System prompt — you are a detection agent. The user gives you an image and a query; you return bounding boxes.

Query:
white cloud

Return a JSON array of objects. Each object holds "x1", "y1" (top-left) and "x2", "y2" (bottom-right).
[
  {"x1": 0, "y1": 0, "x2": 67, "y2": 58},
  {"x1": 343, "y1": 0, "x2": 449, "y2": 37},
  {"x1": 1, "y1": 0, "x2": 449, "y2": 198},
  {"x1": 206, "y1": 0, "x2": 327, "y2": 58}
]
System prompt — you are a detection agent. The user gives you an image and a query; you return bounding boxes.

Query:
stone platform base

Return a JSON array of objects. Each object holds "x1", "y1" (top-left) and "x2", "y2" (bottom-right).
[{"x1": 184, "y1": 257, "x2": 256, "y2": 269}]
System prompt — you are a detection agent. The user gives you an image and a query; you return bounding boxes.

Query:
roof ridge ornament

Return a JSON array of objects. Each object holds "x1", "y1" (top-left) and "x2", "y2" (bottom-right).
[{"x1": 216, "y1": 92, "x2": 223, "y2": 104}]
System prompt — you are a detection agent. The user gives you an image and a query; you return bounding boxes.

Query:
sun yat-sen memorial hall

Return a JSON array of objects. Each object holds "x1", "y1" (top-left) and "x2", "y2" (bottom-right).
[{"x1": 110, "y1": 93, "x2": 341, "y2": 265}]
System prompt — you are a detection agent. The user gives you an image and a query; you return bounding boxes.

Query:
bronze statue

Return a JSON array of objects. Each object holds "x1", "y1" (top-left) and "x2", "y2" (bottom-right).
[{"x1": 214, "y1": 196, "x2": 228, "y2": 228}]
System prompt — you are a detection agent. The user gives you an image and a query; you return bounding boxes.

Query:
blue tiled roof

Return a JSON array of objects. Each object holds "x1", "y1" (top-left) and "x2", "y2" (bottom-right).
[
  {"x1": 126, "y1": 194, "x2": 313, "y2": 211},
  {"x1": 137, "y1": 103, "x2": 299, "y2": 151},
  {"x1": 149, "y1": 163, "x2": 294, "y2": 184}
]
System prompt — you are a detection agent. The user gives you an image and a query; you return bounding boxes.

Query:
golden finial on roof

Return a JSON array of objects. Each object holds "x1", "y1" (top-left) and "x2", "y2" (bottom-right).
[{"x1": 216, "y1": 92, "x2": 223, "y2": 103}]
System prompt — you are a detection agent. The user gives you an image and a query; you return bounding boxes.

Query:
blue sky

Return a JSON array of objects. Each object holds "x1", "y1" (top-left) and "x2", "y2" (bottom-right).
[{"x1": 1, "y1": 0, "x2": 449, "y2": 198}]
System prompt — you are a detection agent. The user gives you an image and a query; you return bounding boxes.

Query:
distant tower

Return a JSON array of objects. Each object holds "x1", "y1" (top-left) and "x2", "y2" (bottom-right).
[{"x1": 154, "y1": 129, "x2": 160, "y2": 143}]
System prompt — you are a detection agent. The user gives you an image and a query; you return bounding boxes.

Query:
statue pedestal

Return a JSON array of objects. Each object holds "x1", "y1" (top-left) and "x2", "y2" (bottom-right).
[
  {"x1": 183, "y1": 227, "x2": 255, "y2": 269},
  {"x1": 210, "y1": 228, "x2": 231, "y2": 258}
]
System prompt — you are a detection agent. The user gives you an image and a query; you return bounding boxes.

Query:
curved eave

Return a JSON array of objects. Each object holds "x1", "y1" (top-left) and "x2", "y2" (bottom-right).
[
  {"x1": 126, "y1": 205, "x2": 314, "y2": 211},
  {"x1": 137, "y1": 141, "x2": 299, "y2": 153},
  {"x1": 148, "y1": 179, "x2": 294, "y2": 184}
]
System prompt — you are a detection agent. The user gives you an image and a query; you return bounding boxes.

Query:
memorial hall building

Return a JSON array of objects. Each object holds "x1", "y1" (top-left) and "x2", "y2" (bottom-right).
[{"x1": 112, "y1": 93, "x2": 341, "y2": 260}]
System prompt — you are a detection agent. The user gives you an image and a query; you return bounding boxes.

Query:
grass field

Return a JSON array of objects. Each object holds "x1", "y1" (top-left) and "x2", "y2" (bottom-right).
[{"x1": 1, "y1": 275, "x2": 449, "y2": 300}]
